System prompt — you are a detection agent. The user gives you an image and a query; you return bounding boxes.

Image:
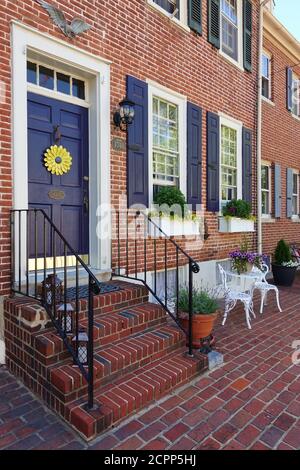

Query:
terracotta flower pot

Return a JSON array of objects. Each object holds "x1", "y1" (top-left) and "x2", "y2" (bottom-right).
[{"x1": 179, "y1": 311, "x2": 219, "y2": 349}]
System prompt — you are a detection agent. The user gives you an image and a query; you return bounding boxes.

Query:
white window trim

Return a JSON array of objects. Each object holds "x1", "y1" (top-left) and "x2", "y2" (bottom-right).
[
  {"x1": 291, "y1": 72, "x2": 300, "y2": 118},
  {"x1": 261, "y1": 161, "x2": 272, "y2": 219},
  {"x1": 292, "y1": 170, "x2": 299, "y2": 219},
  {"x1": 261, "y1": 51, "x2": 272, "y2": 101},
  {"x1": 147, "y1": 0, "x2": 190, "y2": 32},
  {"x1": 147, "y1": 81, "x2": 187, "y2": 206},
  {"x1": 12, "y1": 21, "x2": 111, "y2": 280},
  {"x1": 27, "y1": 56, "x2": 90, "y2": 107},
  {"x1": 219, "y1": 114, "x2": 243, "y2": 210},
  {"x1": 219, "y1": 0, "x2": 244, "y2": 70}
]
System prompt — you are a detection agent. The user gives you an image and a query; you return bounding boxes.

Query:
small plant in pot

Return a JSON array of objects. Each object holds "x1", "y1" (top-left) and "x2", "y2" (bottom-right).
[
  {"x1": 177, "y1": 286, "x2": 219, "y2": 349},
  {"x1": 272, "y1": 239, "x2": 298, "y2": 287}
]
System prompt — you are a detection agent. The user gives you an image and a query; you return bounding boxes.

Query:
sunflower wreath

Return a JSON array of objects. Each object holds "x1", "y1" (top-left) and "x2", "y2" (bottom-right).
[{"x1": 44, "y1": 145, "x2": 73, "y2": 176}]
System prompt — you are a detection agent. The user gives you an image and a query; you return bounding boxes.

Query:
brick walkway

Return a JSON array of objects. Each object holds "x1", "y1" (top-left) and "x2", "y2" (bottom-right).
[{"x1": 1, "y1": 280, "x2": 300, "y2": 450}]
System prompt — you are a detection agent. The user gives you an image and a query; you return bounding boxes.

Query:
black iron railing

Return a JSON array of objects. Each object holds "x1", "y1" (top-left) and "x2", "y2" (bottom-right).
[
  {"x1": 113, "y1": 210, "x2": 200, "y2": 356},
  {"x1": 10, "y1": 209, "x2": 100, "y2": 410}
]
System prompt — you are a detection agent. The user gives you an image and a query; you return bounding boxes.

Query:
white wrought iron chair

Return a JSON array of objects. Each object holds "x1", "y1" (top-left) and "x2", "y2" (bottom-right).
[
  {"x1": 218, "y1": 265, "x2": 256, "y2": 330},
  {"x1": 252, "y1": 264, "x2": 282, "y2": 314}
]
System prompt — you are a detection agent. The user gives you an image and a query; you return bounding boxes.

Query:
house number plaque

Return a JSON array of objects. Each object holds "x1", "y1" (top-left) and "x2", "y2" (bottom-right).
[{"x1": 48, "y1": 190, "x2": 65, "y2": 201}]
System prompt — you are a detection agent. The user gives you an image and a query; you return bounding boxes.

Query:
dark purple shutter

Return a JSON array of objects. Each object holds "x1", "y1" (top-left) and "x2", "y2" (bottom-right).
[
  {"x1": 187, "y1": 102, "x2": 202, "y2": 210},
  {"x1": 127, "y1": 76, "x2": 149, "y2": 208},
  {"x1": 243, "y1": 0, "x2": 252, "y2": 72},
  {"x1": 207, "y1": 112, "x2": 220, "y2": 212},
  {"x1": 242, "y1": 127, "x2": 252, "y2": 204},
  {"x1": 287, "y1": 67, "x2": 293, "y2": 112}
]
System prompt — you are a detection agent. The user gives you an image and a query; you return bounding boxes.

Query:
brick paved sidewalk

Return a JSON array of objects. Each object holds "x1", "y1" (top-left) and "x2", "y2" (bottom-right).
[{"x1": 1, "y1": 281, "x2": 300, "y2": 450}]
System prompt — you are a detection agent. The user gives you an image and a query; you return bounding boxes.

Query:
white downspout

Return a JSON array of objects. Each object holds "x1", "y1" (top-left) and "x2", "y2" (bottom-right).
[{"x1": 257, "y1": 1, "x2": 269, "y2": 254}]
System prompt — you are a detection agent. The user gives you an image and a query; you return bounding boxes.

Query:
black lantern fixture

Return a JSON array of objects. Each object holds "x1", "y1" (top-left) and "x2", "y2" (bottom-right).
[
  {"x1": 58, "y1": 303, "x2": 74, "y2": 335},
  {"x1": 42, "y1": 274, "x2": 63, "y2": 307},
  {"x1": 73, "y1": 329, "x2": 89, "y2": 365},
  {"x1": 113, "y1": 98, "x2": 135, "y2": 132}
]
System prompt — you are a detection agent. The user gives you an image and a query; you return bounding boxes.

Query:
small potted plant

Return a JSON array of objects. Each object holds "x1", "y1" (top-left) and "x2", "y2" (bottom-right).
[
  {"x1": 149, "y1": 186, "x2": 200, "y2": 237},
  {"x1": 272, "y1": 239, "x2": 298, "y2": 287},
  {"x1": 177, "y1": 286, "x2": 219, "y2": 349},
  {"x1": 219, "y1": 200, "x2": 255, "y2": 233}
]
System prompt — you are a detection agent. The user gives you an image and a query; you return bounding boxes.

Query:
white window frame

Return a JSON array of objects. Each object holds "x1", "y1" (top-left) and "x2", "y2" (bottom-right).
[
  {"x1": 261, "y1": 51, "x2": 272, "y2": 101},
  {"x1": 219, "y1": 0, "x2": 244, "y2": 70},
  {"x1": 219, "y1": 114, "x2": 243, "y2": 210},
  {"x1": 292, "y1": 73, "x2": 300, "y2": 118},
  {"x1": 292, "y1": 170, "x2": 299, "y2": 218},
  {"x1": 26, "y1": 57, "x2": 89, "y2": 107},
  {"x1": 148, "y1": 81, "x2": 187, "y2": 206},
  {"x1": 147, "y1": 0, "x2": 189, "y2": 32},
  {"x1": 261, "y1": 161, "x2": 272, "y2": 219}
]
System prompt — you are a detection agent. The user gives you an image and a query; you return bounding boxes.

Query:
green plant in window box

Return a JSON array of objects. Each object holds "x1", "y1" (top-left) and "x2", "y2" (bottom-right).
[
  {"x1": 222, "y1": 199, "x2": 256, "y2": 221},
  {"x1": 151, "y1": 186, "x2": 198, "y2": 221}
]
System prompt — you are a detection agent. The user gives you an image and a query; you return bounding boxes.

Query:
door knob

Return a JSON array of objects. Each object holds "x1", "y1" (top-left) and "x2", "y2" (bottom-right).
[{"x1": 83, "y1": 194, "x2": 89, "y2": 213}]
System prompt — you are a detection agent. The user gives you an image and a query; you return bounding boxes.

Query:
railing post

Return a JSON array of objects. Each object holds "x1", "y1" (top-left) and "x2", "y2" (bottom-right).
[
  {"x1": 87, "y1": 274, "x2": 94, "y2": 410},
  {"x1": 10, "y1": 211, "x2": 15, "y2": 293},
  {"x1": 188, "y1": 260, "x2": 194, "y2": 357}
]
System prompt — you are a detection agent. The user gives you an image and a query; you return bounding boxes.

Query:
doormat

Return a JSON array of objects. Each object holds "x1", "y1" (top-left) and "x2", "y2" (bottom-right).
[{"x1": 66, "y1": 283, "x2": 121, "y2": 301}]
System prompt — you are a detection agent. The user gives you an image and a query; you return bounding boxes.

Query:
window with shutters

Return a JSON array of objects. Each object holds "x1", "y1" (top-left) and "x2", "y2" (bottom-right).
[
  {"x1": 292, "y1": 171, "x2": 299, "y2": 217},
  {"x1": 262, "y1": 52, "x2": 272, "y2": 100},
  {"x1": 261, "y1": 163, "x2": 271, "y2": 217},
  {"x1": 219, "y1": 116, "x2": 242, "y2": 209},
  {"x1": 152, "y1": 97, "x2": 180, "y2": 192},
  {"x1": 292, "y1": 73, "x2": 300, "y2": 118},
  {"x1": 147, "y1": 0, "x2": 188, "y2": 28},
  {"x1": 220, "y1": 0, "x2": 243, "y2": 67},
  {"x1": 148, "y1": 83, "x2": 187, "y2": 203}
]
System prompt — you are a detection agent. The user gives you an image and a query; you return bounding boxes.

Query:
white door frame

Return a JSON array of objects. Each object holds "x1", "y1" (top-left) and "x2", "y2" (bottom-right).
[{"x1": 11, "y1": 21, "x2": 111, "y2": 277}]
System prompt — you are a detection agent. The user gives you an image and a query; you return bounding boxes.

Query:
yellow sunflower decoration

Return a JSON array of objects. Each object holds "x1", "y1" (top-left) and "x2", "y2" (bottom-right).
[{"x1": 44, "y1": 145, "x2": 73, "y2": 176}]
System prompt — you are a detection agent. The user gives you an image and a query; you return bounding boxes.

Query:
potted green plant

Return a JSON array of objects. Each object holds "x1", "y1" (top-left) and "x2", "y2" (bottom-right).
[
  {"x1": 150, "y1": 187, "x2": 200, "y2": 236},
  {"x1": 177, "y1": 287, "x2": 219, "y2": 349},
  {"x1": 272, "y1": 239, "x2": 298, "y2": 287},
  {"x1": 219, "y1": 200, "x2": 255, "y2": 233}
]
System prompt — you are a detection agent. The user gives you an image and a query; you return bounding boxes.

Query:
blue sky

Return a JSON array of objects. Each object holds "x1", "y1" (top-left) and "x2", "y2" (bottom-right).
[{"x1": 274, "y1": 0, "x2": 300, "y2": 42}]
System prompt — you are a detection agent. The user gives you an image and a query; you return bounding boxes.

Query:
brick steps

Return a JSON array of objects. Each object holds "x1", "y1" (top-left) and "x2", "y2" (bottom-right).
[
  {"x1": 50, "y1": 322, "x2": 184, "y2": 402},
  {"x1": 4, "y1": 281, "x2": 208, "y2": 442},
  {"x1": 67, "y1": 348, "x2": 208, "y2": 440},
  {"x1": 34, "y1": 302, "x2": 166, "y2": 364}
]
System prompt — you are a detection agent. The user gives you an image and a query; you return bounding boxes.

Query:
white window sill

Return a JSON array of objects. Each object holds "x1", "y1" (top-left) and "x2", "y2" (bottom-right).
[
  {"x1": 262, "y1": 216, "x2": 275, "y2": 223},
  {"x1": 291, "y1": 113, "x2": 300, "y2": 122},
  {"x1": 262, "y1": 96, "x2": 275, "y2": 107},
  {"x1": 291, "y1": 216, "x2": 300, "y2": 222},
  {"x1": 218, "y1": 50, "x2": 244, "y2": 72},
  {"x1": 147, "y1": 0, "x2": 190, "y2": 33}
]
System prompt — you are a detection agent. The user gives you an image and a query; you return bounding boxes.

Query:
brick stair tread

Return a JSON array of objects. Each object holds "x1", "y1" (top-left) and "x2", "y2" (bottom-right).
[
  {"x1": 67, "y1": 348, "x2": 208, "y2": 440},
  {"x1": 34, "y1": 302, "x2": 166, "y2": 359},
  {"x1": 50, "y1": 322, "x2": 185, "y2": 395}
]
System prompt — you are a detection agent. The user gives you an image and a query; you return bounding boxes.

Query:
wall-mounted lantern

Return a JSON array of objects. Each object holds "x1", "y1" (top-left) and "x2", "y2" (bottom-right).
[{"x1": 113, "y1": 98, "x2": 135, "y2": 132}]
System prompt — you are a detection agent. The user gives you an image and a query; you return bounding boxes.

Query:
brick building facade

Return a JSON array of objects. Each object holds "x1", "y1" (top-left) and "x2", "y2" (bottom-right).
[
  {"x1": 0, "y1": 0, "x2": 261, "y2": 362},
  {"x1": 261, "y1": 8, "x2": 300, "y2": 256}
]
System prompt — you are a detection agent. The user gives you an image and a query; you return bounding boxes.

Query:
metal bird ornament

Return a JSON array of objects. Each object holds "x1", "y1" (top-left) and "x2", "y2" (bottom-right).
[{"x1": 37, "y1": 0, "x2": 92, "y2": 38}]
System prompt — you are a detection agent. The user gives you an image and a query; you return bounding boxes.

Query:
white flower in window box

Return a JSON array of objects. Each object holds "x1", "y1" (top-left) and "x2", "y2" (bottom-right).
[{"x1": 219, "y1": 200, "x2": 255, "y2": 233}]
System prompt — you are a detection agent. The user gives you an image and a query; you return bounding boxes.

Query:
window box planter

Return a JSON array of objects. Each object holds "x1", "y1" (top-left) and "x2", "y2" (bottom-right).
[
  {"x1": 219, "y1": 217, "x2": 255, "y2": 233},
  {"x1": 148, "y1": 217, "x2": 200, "y2": 237}
]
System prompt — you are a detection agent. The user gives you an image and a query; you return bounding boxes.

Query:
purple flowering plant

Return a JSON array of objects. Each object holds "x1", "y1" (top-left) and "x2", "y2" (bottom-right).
[{"x1": 229, "y1": 240, "x2": 267, "y2": 274}]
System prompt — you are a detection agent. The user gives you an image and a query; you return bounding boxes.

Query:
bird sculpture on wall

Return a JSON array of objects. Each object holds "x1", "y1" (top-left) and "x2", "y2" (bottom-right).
[{"x1": 36, "y1": 0, "x2": 92, "y2": 38}]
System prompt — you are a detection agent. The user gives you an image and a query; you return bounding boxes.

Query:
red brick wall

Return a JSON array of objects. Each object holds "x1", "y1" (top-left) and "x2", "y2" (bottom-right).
[
  {"x1": 262, "y1": 36, "x2": 300, "y2": 256},
  {"x1": 0, "y1": 0, "x2": 260, "y2": 294}
]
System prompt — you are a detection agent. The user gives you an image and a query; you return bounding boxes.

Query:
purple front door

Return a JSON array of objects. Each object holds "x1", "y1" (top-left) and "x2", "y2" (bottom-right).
[{"x1": 28, "y1": 92, "x2": 89, "y2": 258}]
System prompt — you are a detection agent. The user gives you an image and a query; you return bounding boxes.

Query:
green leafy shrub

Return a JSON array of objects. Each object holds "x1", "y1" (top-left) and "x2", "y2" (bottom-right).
[
  {"x1": 178, "y1": 287, "x2": 219, "y2": 315},
  {"x1": 274, "y1": 239, "x2": 292, "y2": 265},
  {"x1": 222, "y1": 200, "x2": 253, "y2": 220},
  {"x1": 153, "y1": 186, "x2": 187, "y2": 217}
]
